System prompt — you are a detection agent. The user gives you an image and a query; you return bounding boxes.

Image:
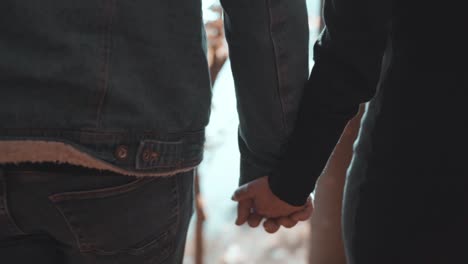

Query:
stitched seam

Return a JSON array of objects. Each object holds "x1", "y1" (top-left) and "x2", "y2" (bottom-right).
[
  {"x1": 50, "y1": 203, "x2": 85, "y2": 252},
  {"x1": 48, "y1": 178, "x2": 155, "y2": 202},
  {"x1": 0, "y1": 175, "x2": 26, "y2": 235},
  {"x1": 79, "y1": 230, "x2": 171, "y2": 256},
  {"x1": 0, "y1": 128, "x2": 205, "y2": 137},
  {"x1": 174, "y1": 174, "x2": 181, "y2": 234},
  {"x1": 50, "y1": 202, "x2": 174, "y2": 256},
  {"x1": 48, "y1": 179, "x2": 177, "y2": 256},
  {"x1": 95, "y1": 0, "x2": 116, "y2": 128},
  {"x1": 266, "y1": 0, "x2": 287, "y2": 137}
]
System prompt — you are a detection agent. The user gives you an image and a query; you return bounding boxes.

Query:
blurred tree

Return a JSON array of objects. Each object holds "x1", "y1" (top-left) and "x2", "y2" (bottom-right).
[
  {"x1": 194, "y1": 5, "x2": 229, "y2": 263},
  {"x1": 205, "y1": 4, "x2": 228, "y2": 86}
]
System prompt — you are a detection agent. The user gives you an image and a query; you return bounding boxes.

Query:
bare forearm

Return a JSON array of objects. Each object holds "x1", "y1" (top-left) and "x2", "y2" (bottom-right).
[{"x1": 308, "y1": 104, "x2": 365, "y2": 264}]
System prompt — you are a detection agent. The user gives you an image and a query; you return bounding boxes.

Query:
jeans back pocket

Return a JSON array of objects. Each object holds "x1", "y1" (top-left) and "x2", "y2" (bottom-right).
[{"x1": 49, "y1": 176, "x2": 179, "y2": 262}]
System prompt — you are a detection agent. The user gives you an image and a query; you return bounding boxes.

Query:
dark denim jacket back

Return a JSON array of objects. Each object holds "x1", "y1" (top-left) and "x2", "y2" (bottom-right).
[
  {"x1": 0, "y1": 0, "x2": 210, "y2": 173},
  {"x1": 0, "y1": 0, "x2": 309, "y2": 179}
]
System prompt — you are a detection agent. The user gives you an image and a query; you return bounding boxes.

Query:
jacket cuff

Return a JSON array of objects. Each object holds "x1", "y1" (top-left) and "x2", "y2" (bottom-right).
[
  {"x1": 268, "y1": 168, "x2": 313, "y2": 206},
  {"x1": 239, "y1": 157, "x2": 272, "y2": 186},
  {"x1": 268, "y1": 114, "x2": 355, "y2": 206}
]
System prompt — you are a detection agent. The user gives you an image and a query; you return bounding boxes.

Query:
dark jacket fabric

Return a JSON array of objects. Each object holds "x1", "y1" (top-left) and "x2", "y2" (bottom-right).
[
  {"x1": 0, "y1": 1, "x2": 309, "y2": 182},
  {"x1": 271, "y1": 0, "x2": 468, "y2": 205}
]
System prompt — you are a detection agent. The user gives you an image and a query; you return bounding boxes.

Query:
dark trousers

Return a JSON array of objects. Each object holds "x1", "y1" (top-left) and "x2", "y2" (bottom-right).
[
  {"x1": 0, "y1": 164, "x2": 194, "y2": 264},
  {"x1": 343, "y1": 147, "x2": 468, "y2": 264}
]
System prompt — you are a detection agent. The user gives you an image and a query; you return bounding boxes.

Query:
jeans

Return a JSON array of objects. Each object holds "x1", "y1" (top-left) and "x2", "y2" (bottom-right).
[{"x1": 0, "y1": 164, "x2": 194, "y2": 264}]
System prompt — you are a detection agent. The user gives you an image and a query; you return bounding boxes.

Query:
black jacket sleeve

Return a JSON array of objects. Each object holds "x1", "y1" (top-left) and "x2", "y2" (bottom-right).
[{"x1": 269, "y1": 0, "x2": 393, "y2": 206}]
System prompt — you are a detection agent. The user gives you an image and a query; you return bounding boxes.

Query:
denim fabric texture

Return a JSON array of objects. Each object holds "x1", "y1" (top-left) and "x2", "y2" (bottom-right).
[
  {"x1": 0, "y1": 0, "x2": 309, "y2": 182},
  {"x1": 0, "y1": 165, "x2": 194, "y2": 264}
]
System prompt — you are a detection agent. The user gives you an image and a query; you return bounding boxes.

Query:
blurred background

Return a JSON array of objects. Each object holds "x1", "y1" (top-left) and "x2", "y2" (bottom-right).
[{"x1": 183, "y1": 1, "x2": 322, "y2": 263}]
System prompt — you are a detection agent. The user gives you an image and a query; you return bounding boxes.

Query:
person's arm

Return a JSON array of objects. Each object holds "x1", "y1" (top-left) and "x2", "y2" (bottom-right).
[
  {"x1": 269, "y1": 0, "x2": 393, "y2": 205},
  {"x1": 231, "y1": 104, "x2": 364, "y2": 233},
  {"x1": 219, "y1": 0, "x2": 309, "y2": 186},
  {"x1": 308, "y1": 103, "x2": 364, "y2": 262}
]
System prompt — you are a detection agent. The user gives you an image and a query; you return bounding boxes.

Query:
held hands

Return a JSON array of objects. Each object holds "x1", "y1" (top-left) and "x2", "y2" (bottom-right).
[{"x1": 231, "y1": 176, "x2": 313, "y2": 233}]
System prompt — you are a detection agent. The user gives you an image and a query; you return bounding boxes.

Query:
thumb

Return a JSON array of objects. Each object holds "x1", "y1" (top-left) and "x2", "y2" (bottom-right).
[
  {"x1": 290, "y1": 198, "x2": 313, "y2": 222},
  {"x1": 231, "y1": 184, "x2": 254, "y2": 201}
]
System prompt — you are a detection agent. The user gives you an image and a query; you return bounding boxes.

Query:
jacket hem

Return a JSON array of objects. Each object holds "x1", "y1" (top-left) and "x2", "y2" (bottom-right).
[{"x1": 0, "y1": 140, "x2": 197, "y2": 177}]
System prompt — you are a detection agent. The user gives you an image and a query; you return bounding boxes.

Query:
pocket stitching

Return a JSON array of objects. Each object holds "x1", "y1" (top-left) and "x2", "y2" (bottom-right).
[
  {"x1": 48, "y1": 177, "x2": 155, "y2": 202},
  {"x1": 48, "y1": 176, "x2": 178, "y2": 258},
  {"x1": 79, "y1": 228, "x2": 174, "y2": 256},
  {"x1": 0, "y1": 174, "x2": 26, "y2": 236}
]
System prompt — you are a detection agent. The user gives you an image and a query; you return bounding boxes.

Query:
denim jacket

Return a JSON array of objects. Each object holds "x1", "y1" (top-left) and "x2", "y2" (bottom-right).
[{"x1": 0, "y1": 0, "x2": 309, "y2": 182}]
